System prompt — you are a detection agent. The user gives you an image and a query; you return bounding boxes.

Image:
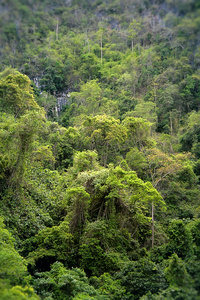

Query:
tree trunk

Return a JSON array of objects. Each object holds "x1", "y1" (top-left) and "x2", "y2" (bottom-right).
[
  {"x1": 56, "y1": 18, "x2": 59, "y2": 40},
  {"x1": 170, "y1": 112, "x2": 173, "y2": 135}
]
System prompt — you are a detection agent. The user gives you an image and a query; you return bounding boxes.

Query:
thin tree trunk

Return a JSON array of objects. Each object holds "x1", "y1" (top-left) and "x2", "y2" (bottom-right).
[
  {"x1": 56, "y1": 18, "x2": 59, "y2": 40},
  {"x1": 170, "y1": 112, "x2": 173, "y2": 135}
]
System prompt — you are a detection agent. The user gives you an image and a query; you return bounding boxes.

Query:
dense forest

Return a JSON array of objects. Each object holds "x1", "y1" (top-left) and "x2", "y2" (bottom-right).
[{"x1": 0, "y1": 0, "x2": 200, "y2": 299}]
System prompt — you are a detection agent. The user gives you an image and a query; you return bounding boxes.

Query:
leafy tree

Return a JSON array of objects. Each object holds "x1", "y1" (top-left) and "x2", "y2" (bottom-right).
[
  {"x1": 64, "y1": 187, "x2": 91, "y2": 235},
  {"x1": 76, "y1": 162, "x2": 165, "y2": 247},
  {"x1": 72, "y1": 150, "x2": 100, "y2": 173},
  {"x1": 141, "y1": 286, "x2": 197, "y2": 300},
  {"x1": 28, "y1": 221, "x2": 74, "y2": 272},
  {"x1": 115, "y1": 258, "x2": 168, "y2": 299},
  {"x1": 179, "y1": 110, "x2": 200, "y2": 158},
  {"x1": 131, "y1": 100, "x2": 157, "y2": 125},
  {"x1": 0, "y1": 284, "x2": 39, "y2": 300},
  {"x1": 40, "y1": 60, "x2": 67, "y2": 94},
  {"x1": 128, "y1": 20, "x2": 141, "y2": 52},
  {"x1": 71, "y1": 80, "x2": 102, "y2": 117},
  {"x1": 33, "y1": 261, "x2": 103, "y2": 300},
  {"x1": 126, "y1": 147, "x2": 148, "y2": 178},
  {"x1": 142, "y1": 148, "x2": 183, "y2": 189},
  {"x1": 79, "y1": 238, "x2": 119, "y2": 277},
  {"x1": 122, "y1": 117, "x2": 152, "y2": 151},
  {"x1": 49, "y1": 125, "x2": 83, "y2": 170},
  {"x1": 91, "y1": 272, "x2": 126, "y2": 299},
  {"x1": 0, "y1": 217, "x2": 39, "y2": 299},
  {"x1": 0, "y1": 216, "x2": 28, "y2": 285},
  {"x1": 167, "y1": 219, "x2": 193, "y2": 259},
  {"x1": 82, "y1": 115, "x2": 127, "y2": 166},
  {"x1": 0, "y1": 71, "x2": 40, "y2": 117},
  {"x1": 0, "y1": 109, "x2": 45, "y2": 190},
  {"x1": 31, "y1": 144, "x2": 55, "y2": 169},
  {"x1": 78, "y1": 220, "x2": 132, "y2": 276},
  {"x1": 36, "y1": 91, "x2": 57, "y2": 119},
  {"x1": 141, "y1": 254, "x2": 196, "y2": 299}
]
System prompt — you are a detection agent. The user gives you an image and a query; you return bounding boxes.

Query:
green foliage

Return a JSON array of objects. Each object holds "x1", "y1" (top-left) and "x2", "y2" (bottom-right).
[
  {"x1": 79, "y1": 238, "x2": 119, "y2": 277},
  {"x1": 126, "y1": 147, "x2": 148, "y2": 178},
  {"x1": 167, "y1": 219, "x2": 193, "y2": 258},
  {"x1": 75, "y1": 163, "x2": 164, "y2": 240},
  {"x1": 64, "y1": 186, "x2": 91, "y2": 235},
  {"x1": 188, "y1": 219, "x2": 200, "y2": 248},
  {"x1": 115, "y1": 258, "x2": 168, "y2": 299},
  {"x1": 28, "y1": 221, "x2": 74, "y2": 271},
  {"x1": 186, "y1": 258, "x2": 200, "y2": 294},
  {"x1": 91, "y1": 272, "x2": 126, "y2": 299},
  {"x1": 78, "y1": 220, "x2": 132, "y2": 276},
  {"x1": 164, "y1": 253, "x2": 192, "y2": 287},
  {"x1": 0, "y1": 217, "x2": 28, "y2": 285},
  {"x1": 33, "y1": 262, "x2": 102, "y2": 300},
  {"x1": 0, "y1": 106, "x2": 45, "y2": 191},
  {"x1": 177, "y1": 164, "x2": 198, "y2": 189},
  {"x1": 36, "y1": 92, "x2": 57, "y2": 119},
  {"x1": 32, "y1": 144, "x2": 55, "y2": 169},
  {"x1": 40, "y1": 61, "x2": 67, "y2": 94},
  {"x1": 23, "y1": 165, "x2": 68, "y2": 223},
  {"x1": 71, "y1": 80, "x2": 102, "y2": 117},
  {"x1": 49, "y1": 125, "x2": 82, "y2": 170},
  {"x1": 141, "y1": 286, "x2": 198, "y2": 300},
  {"x1": 72, "y1": 150, "x2": 100, "y2": 173},
  {"x1": 82, "y1": 115, "x2": 127, "y2": 166},
  {"x1": 179, "y1": 111, "x2": 200, "y2": 158},
  {"x1": 0, "y1": 2, "x2": 200, "y2": 299},
  {"x1": 0, "y1": 217, "x2": 39, "y2": 299},
  {"x1": 0, "y1": 284, "x2": 39, "y2": 300},
  {"x1": 0, "y1": 71, "x2": 41, "y2": 117},
  {"x1": 122, "y1": 117, "x2": 152, "y2": 150}
]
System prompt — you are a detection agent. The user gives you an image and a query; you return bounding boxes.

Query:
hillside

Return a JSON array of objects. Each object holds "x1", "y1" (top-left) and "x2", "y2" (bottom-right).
[{"x1": 0, "y1": 0, "x2": 200, "y2": 299}]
